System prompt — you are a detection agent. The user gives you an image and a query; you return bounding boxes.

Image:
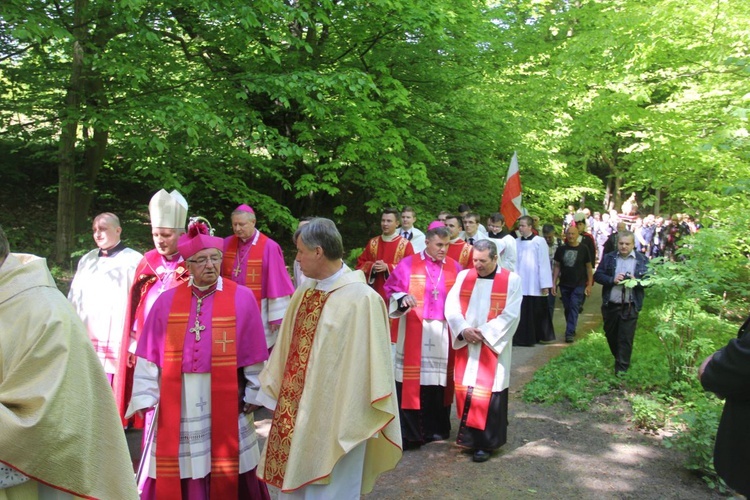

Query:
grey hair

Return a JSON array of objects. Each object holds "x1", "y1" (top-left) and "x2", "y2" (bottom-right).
[
  {"x1": 294, "y1": 218, "x2": 344, "y2": 260},
  {"x1": 473, "y1": 239, "x2": 497, "y2": 259},
  {"x1": 618, "y1": 230, "x2": 635, "y2": 241},
  {"x1": 231, "y1": 209, "x2": 256, "y2": 221}
]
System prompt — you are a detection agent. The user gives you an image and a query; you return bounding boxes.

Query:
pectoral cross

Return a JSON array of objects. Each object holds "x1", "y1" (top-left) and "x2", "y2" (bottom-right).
[
  {"x1": 431, "y1": 288, "x2": 440, "y2": 300},
  {"x1": 189, "y1": 291, "x2": 215, "y2": 342},
  {"x1": 189, "y1": 319, "x2": 205, "y2": 341},
  {"x1": 233, "y1": 265, "x2": 242, "y2": 277}
]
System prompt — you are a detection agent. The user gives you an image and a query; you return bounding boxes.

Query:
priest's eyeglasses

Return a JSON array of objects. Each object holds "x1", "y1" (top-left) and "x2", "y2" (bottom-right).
[{"x1": 187, "y1": 255, "x2": 222, "y2": 267}]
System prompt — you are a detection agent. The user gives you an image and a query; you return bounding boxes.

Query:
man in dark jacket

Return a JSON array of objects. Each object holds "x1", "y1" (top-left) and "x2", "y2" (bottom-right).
[
  {"x1": 699, "y1": 316, "x2": 750, "y2": 497},
  {"x1": 593, "y1": 230, "x2": 648, "y2": 373}
]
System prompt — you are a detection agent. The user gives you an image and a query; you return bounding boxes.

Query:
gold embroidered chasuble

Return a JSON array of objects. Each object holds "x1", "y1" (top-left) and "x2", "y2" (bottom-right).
[{"x1": 257, "y1": 267, "x2": 401, "y2": 494}]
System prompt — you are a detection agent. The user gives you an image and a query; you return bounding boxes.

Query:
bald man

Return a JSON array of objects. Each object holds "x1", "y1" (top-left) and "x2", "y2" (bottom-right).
[{"x1": 68, "y1": 213, "x2": 143, "y2": 386}]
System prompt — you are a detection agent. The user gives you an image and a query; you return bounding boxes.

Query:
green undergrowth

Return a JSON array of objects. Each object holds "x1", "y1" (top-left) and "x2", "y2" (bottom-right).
[
  {"x1": 522, "y1": 332, "x2": 619, "y2": 410},
  {"x1": 522, "y1": 310, "x2": 736, "y2": 492},
  {"x1": 523, "y1": 214, "x2": 749, "y2": 492}
]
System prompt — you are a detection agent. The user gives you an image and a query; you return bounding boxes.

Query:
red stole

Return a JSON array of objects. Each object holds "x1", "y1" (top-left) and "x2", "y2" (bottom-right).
[
  {"x1": 366, "y1": 235, "x2": 410, "y2": 263},
  {"x1": 401, "y1": 258, "x2": 457, "y2": 410},
  {"x1": 262, "y1": 289, "x2": 330, "y2": 489},
  {"x1": 131, "y1": 251, "x2": 189, "y2": 338},
  {"x1": 448, "y1": 241, "x2": 473, "y2": 268},
  {"x1": 454, "y1": 268, "x2": 509, "y2": 430},
  {"x1": 222, "y1": 233, "x2": 269, "y2": 304},
  {"x1": 155, "y1": 284, "x2": 240, "y2": 499},
  {"x1": 114, "y1": 251, "x2": 187, "y2": 425}
]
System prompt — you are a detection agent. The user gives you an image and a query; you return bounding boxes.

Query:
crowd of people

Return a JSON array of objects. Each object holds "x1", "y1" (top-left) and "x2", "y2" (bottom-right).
[
  {"x1": 2, "y1": 194, "x2": 709, "y2": 499},
  {"x1": 562, "y1": 205, "x2": 702, "y2": 264}
]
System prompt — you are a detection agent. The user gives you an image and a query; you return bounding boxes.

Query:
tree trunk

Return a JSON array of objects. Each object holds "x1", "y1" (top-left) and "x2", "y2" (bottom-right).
[
  {"x1": 55, "y1": 0, "x2": 113, "y2": 260},
  {"x1": 604, "y1": 178, "x2": 613, "y2": 211},
  {"x1": 54, "y1": 26, "x2": 85, "y2": 265},
  {"x1": 74, "y1": 126, "x2": 109, "y2": 233},
  {"x1": 614, "y1": 175, "x2": 623, "y2": 212}
]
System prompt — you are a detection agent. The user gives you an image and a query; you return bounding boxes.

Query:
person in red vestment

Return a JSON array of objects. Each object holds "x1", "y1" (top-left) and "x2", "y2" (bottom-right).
[
  {"x1": 114, "y1": 189, "x2": 190, "y2": 426},
  {"x1": 126, "y1": 217, "x2": 270, "y2": 500},
  {"x1": 445, "y1": 239, "x2": 523, "y2": 462},
  {"x1": 356, "y1": 207, "x2": 414, "y2": 305},
  {"x1": 384, "y1": 224, "x2": 462, "y2": 449},
  {"x1": 444, "y1": 214, "x2": 474, "y2": 269},
  {"x1": 221, "y1": 204, "x2": 294, "y2": 351}
]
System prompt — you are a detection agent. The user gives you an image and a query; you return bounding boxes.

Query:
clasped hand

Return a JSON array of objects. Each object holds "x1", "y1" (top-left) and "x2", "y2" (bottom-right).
[{"x1": 462, "y1": 327, "x2": 484, "y2": 345}]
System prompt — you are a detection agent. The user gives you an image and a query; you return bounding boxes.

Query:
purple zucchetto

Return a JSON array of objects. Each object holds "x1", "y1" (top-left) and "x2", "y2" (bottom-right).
[
  {"x1": 427, "y1": 220, "x2": 446, "y2": 231},
  {"x1": 235, "y1": 204, "x2": 254, "y2": 214}
]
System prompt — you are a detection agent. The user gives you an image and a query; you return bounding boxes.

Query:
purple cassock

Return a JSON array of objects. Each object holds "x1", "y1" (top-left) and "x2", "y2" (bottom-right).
[
  {"x1": 222, "y1": 233, "x2": 294, "y2": 299},
  {"x1": 136, "y1": 281, "x2": 268, "y2": 369},
  {"x1": 384, "y1": 252, "x2": 463, "y2": 320}
]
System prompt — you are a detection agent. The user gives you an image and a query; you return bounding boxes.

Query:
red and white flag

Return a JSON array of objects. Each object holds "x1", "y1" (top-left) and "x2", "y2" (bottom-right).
[{"x1": 500, "y1": 152, "x2": 523, "y2": 228}]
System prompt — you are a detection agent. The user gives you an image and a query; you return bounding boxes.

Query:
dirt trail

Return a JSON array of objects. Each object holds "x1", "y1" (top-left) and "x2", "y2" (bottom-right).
[{"x1": 358, "y1": 285, "x2": 722, "y2": 499}]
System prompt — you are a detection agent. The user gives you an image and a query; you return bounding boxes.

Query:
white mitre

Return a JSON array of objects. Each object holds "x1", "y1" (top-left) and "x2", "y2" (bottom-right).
[{"x1": 149, "y1": 189, "x2": 188, "y2": 229}]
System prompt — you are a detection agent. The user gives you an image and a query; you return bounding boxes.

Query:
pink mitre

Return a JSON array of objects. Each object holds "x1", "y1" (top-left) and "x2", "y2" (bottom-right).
[
  {"x1": 427, "y1": 220, "x2": 445, "y2": 230},
  {"x1": 235, "y1": 204, "x2": 254, "y2": 214},
  {"x1": 178, "y1": 218, "x2": 223, "y2": 259}
]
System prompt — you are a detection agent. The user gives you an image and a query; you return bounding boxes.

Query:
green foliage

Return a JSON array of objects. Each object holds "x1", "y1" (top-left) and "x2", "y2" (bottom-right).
[
  {"x1": 629, "y1": 394, "x2": 669, "y2": 432},
  {"x1": 643, "y1": 214, "x2": 750, "y2": 383},
  {"x1": 664, "y1": 396, "x2": 727, "y2": 493},
  {"x1": 4, "y1": 0, "x2": 750, "y2": 258},
  {"x1": 525, "y1": 218, "x2": 747, "y2": 491},
  {"x1": 523, "y1": 332, "x2": 615, "y2": 410}
]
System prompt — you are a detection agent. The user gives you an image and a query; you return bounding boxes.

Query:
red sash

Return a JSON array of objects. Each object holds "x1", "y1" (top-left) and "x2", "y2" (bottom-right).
[
  {"x1": 448, "y1": 241, "x2": 473, "y2": 269},
  {"x1": 222, "y1": 234, "x2": 269, "y2": 304},
  {"x1": 155, "y1": 284, "x2": 240, "y2": 499},
  {"x1": 262, "y1": 289, "x2": 330, "y2": 489},
  {"x1": 115, "y1": 252, "x2": 188, "y2": 425},
  {"x1": 366, "y1": 235, "x2": 410, "y2": 263},
  {"x1": 401, "y1": 258, "x2": 457, "y2": 410},
  {"x1": 453, "y1": 268, "x2": 509, "y2": 430}
]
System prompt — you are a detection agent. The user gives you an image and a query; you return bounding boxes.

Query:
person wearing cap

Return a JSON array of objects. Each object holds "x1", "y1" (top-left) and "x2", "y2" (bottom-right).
[
  {"x1": 114, "y1": 189, "x2": 190, "y2": 423},
  {"x1": 356, "y1": 207, "x2": 414, "y2": 306},
  {"x1": 221, "y1": 204, "x2": 294, "y2": 351},
  {"x1": 383, "y1": 223, "x2": 462, "y2": 449},
  {"x1": 126, "y1": 218, "x2": 270, "y2": 499},
  {"x1": 67, "y1": 213, "x2": 143, "y2": 387},
  {"x1": 0, "y1": 225, "x2": 139, "y2": 499},
  {"x1": 256, "y1": 218, "x2": 401, "y2": 496},
  {"x1": 444, "y1": 214, "x2": 474, "y2": 269}
]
